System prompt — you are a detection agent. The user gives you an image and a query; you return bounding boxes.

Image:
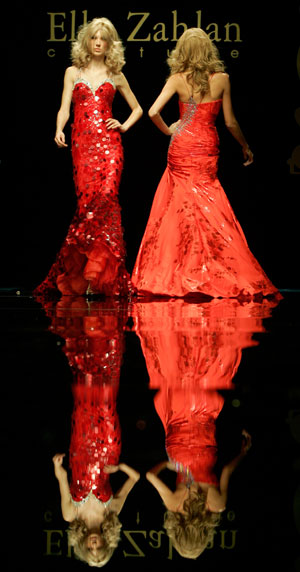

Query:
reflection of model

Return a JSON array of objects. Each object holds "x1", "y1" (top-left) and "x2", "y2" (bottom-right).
[
  {"x1": 132, "y1": 28, "x2": 280, "y2": 298},
  {"x1": 133, "y1": 298, "x2": 272, "y2": 558},
  {"x1": 146, "y1": 433, "x2": 251, "y2": 559},
  {"x1": 47, "y1": 297, "x2": 139, "y2": 567},
  {"x1": 34, "y1": 18, "x2": 142, "y2": 298},
  {"x1": 53, "y1": 454, "x2": 139, "y2": 566}
]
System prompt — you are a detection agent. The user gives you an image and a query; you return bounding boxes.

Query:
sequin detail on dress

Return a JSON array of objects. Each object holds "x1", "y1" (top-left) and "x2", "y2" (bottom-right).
[
  {"x1": 71, "y1": 491, "x2": 113, "y2": 508},
  {"x1": 34, "y1": 79, "x2": 131, "y2": 297},
  {"x1": 42, "y1": 297, "x2": 126, "y2": 504},
  {"x1": 132, "y1": 99, "x2": 280, "y2": 298}
]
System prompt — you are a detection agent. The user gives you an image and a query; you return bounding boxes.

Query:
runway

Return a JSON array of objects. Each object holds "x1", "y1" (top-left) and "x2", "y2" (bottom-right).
[{"x1": 1, "y1": 288, "x2": 299, "y2": 570}]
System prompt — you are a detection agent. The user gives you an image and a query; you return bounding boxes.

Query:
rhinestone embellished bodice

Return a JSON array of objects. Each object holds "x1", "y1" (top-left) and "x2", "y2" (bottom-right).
[
  {"x1": 131, "y1": 95, "x2": 280, "y2": 299},
  {"x1": 34, "y1": 77, "x2": 131, "y2": 297}
]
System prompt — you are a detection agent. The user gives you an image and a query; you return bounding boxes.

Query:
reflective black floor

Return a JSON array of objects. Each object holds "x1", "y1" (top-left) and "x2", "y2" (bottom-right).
[{"x1": 1, "y1": 290, "x2": 300, "y2": 571}]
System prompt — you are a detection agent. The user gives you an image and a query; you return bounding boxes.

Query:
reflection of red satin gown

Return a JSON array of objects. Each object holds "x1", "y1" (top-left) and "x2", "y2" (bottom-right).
[
  {"x1": 132, "y1": 99, "x2": 280, "y2": 298},
  {"x1": 44, "y1": 298, "x2": 126, "y2": 503},
  {"x1": 134, "y1": 298, "x2": 277, "y2": 485},
  {"x1": 34, "y1": 78, "x2": 130, "y2": 298}
]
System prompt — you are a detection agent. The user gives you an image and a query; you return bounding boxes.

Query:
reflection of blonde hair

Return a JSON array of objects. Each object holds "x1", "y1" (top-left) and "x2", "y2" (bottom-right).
[
  {"x1": 164, "y1": 490, "x2": 221, "y2": 559},
  {"x1": 67, "y1": 513, "x2": 122, "y2": 567},
  {"x1": 167, "y1": 28, "x2": 225, "y2": 96},
  {"x1": 71, "y1": 17, "x2": 125, "y2": 74}
]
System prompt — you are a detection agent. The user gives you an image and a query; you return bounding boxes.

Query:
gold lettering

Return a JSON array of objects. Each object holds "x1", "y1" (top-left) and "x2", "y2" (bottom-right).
[
  {"x1": 47, "y1": 13, "x2": 67, "y2": 42},
  {"x1": 69, "y1": 10, "x2": 88, "y2": 41},
  {"x1": 44, "y1": 510, "x2": 53, "y2": 523},
  {"x1": 44, "y1": 530, "x2": 63, "y2": 556},
  {"x1": 220, "y1": 529, "x2": 237, "y2": 549},
  {"x1": 206, "y1": 529, "x2": 217, "y2": 549},
  {"x1": 70, "y1": 10, "x2": 76, "y2": 41},
  {"x1": 196, "y1": 10, "x2": 202, "y2": 28},
  {"x1": 47, "y1": 49, "x2": 56, "y2": 57},
  {"x1": 153, "y1": 23, "x2": 169, "y2": 42},
  {"x1": 206, "y1": 23, "x2": 221, "y2": 42},
  {"x1": 224, "y1": 22, "x2": 242, "y2": 42},
  {"x1": 231, "y1": 49, "x2": 239, "y2": 58},
  {"x1": 149, "y1": 530, "x2": 164, "y2": 548},
  {"x1": 123, "y1": 531, "x2": 146, "y2": 557},
  {"x1": 171, "y1": 10, "x2": 187, "y2": 41},
  {"x1": 167, "y1": 535, "x2": 173, "y2": 560},
  {"x1": 67, "y1": 542, "x2": 73, "y2": 558},
  {"x1": 127, "y1": 12, "x2": 151, "y2": 41}
]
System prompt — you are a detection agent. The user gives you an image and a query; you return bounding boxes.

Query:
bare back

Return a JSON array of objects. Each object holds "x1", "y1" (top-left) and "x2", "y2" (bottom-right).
[{"x1": 175, "y1": 72, "x2": 228, "y2": 104}]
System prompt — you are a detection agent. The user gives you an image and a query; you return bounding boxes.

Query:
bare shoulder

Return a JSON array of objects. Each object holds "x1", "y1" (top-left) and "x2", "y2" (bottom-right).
[
  {"x1": 109, "y1": 497, "x2": 121, "y2": 513},
  {"x1": 167, "y1": 73, "x2": 184, "y2": 88},
  {"x1": 64, "y1": 65, "x2": 78, "y2": 82},
  {"x1": 113, "y1": 72, "x2": 128, "y2": 88},
  {"x1": 211, "y1": 72, "x2": 230, "y2": 85},
  {"x1": 206, "y1": 486, "x2": 226, "y2": 513}
]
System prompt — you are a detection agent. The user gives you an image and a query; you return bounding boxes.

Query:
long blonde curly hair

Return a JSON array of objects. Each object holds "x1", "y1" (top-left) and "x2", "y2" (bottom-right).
[
  {"x1": 67, "y1": 513, "x2": 122, "y2": 567},
  {"x1": 164, "y1": 489, "x2": 221, "y2": 559},
  {"x1": 71, "y1": 17, "x2": 125, "y2": 74},
  {"x1": 167, "y1": 28, "x2": 225, "y2": 97}
]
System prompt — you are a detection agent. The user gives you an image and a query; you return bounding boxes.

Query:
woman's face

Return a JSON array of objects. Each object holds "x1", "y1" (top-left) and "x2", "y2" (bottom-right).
[
  {"x1": 86, "y1": 532, "x2": 103, "y2": 555},
  {"x1": 89, "y1": 29, "x2": 108, "y2": 57}
]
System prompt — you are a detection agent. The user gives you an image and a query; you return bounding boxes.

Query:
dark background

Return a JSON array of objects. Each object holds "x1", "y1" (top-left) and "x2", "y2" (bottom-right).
[
  {"x1": 1, "y1": 3, "x2": 300, "y2": 571},
  {"x1": 1, "y1": 1, "x2": 300, "y2": 292}
]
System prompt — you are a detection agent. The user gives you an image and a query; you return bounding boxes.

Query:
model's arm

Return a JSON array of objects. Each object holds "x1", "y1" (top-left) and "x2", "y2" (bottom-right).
[
  {"x1": 148, "y1": 76, "x2": 179, "y2": 135},
  {"x1": 221, "y1": 74, "x2": 253, "y2": 165},
  {"x1": 218, "y1": 430, "x2": 252, "y2": 507},
  {"x1": 146, "y1": 461, "x2": 178, "y2": 510},
  {"x1": 52, "y1": 454, "x2": 76, "y2": 522},
  {"x1": 104, "y1": 463, "x2": 140, "y2": 514},
  {"x1": 54, "y1": 67, "x2": 76, "y2": 148},
  {"x1": 146, "y1": 460, "x2": 176, "y2": 475},
  {"x1": 106, "y1": 73, "x2": 143, "y2": 133}
]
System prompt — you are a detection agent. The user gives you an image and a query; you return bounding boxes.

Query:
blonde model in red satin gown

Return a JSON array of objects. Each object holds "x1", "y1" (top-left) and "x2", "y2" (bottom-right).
[{"x1": 132, "y1": 29, "x2": 280, "y2": 299}]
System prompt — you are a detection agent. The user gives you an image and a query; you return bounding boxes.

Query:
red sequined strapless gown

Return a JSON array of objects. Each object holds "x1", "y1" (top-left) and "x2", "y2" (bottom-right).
[
  {"x1": 132, "y1": 98, "x2": 280, "y2": 298},
  {"x1": 34, "y1": 78, "x2": 130, "y2": 297}
]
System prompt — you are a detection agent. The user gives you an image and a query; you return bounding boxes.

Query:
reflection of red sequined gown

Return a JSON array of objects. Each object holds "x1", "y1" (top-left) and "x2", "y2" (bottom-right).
[
  {"x1": 134, "y1": 298, "x2": 277, "y2": 486},
  {"x1": 44, "y1": 298, "x2": 125, "y2": 503},
  {"x1": 69, "y1": 380, "x2": 121, "y2": 504},
  {"x1": 34, "y1": 78, "x2": 130, "y2": 297},
  {"x1": 132, "y1": 99, "x2": 280, "y2": 298}
]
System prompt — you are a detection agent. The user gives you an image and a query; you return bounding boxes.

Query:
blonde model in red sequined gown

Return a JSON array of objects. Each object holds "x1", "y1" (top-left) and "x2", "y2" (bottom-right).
[
  {"x1": 132, "y1": 34, "x2": 280, "y2": 299},
  {"x1": 34, "y1": 78, "x2": 129, "y2": 297},
  {"x1": 34, "y1": 18, "x2": 142, "y2": 298}
]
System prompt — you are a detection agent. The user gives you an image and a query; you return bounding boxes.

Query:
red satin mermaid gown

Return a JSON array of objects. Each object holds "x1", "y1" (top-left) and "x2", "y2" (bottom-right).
[
  {"x1": 133, "y1": 297, "x2": 275, "y2": 487},
  {"x1": 132, "y1": 98, "x2": 280, "y2": 298},
  {"x1": 34, "y1": 77, "x2": 130, "y2": 297}
]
